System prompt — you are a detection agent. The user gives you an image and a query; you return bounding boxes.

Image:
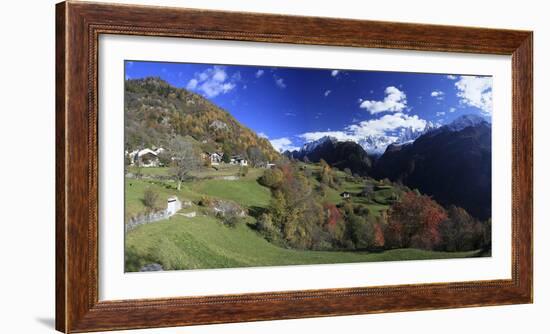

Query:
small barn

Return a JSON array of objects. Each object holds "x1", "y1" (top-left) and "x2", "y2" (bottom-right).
[
  {"x1": 340, "y1": 191, "x2": 351, "y2": 199},
  {"x1": 166, "y1": 196, "x2": 182, "y2": 216},
  {"x1": 230, "y1": 155, "x2": 248, "y2": 166}
]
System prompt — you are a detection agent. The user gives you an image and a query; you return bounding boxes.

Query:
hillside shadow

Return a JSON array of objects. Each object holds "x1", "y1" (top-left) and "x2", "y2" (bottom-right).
[
  {"x1": 248, "y1": 206, "x2": 268, "y2": 219},
  {"x1": 246, "y1": 206, "x2": 269, "y2": 231}
]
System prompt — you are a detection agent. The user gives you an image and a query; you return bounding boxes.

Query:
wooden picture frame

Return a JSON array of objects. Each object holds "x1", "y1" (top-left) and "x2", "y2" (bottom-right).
[{"x1": 56, "y1": 1, "x2": 533, "y2": 332}]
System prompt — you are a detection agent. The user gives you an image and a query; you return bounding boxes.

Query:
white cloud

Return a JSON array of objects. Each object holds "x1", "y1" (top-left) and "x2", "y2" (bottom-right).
[
  {"x1": 186, "y1": 78, "x2": 198, "y2": 90},
  {"x1": 186, "y1": 66, "x2": 237, "y2": 98},
  {"x1": 324, "y1": 90, "x2": 331, "y2": 97},
  {"x1": 436, "y1": 111, "x2": 446, "y2": 117},
  {"x1": 331, "y1": 70, "x2": 339, "y2": 77},
  {"x1": 447, "y1": 75, "x2": 457, "y2": 80},
  {"x1": 270, "y1": 137, "x2": 298, "y2": 152},
  {"x1": 431, "y1": 90, "x2": 445, "y2": 100},
  {"x1": 300, "y1": 112, "x2": 426, "y2": 143},
  {"x1": 346, "y1": 113, "x2": 426, "y2": 138},
  {"x1": 284, "y1": 112, "x2": 296, "y2": 117},
  {"x1": 255, "y1": 69, "x2": 264, "y2": 78},
  {"x1": 359, "y1": 86, "x2": 407, "y2": 114},
  {"x1": 449, "y1": 107, "x2": 456, "y2": 113},
  {"x1": 274, "y1": 77, "x2": 286, "y2": 89},
  {"x1": 257, "y1": 132, "x2": 268, "y2": 139},
  {"x1": 455, "y1": 76, "x2": 493, "y2": 115}
]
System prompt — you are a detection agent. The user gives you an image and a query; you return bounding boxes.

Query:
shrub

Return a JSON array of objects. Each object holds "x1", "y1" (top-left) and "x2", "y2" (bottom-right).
[
  {"x1": 256, "y1": 213, "x2": 279, "y2": 241},
  {"x1": 258, "y1": 168, "x2": 284, "y2": 188},
  {"x1": 198, "y1": 195, "x2": 214, "y2": 207},
  {"x1": 143, "y1": 188, "x2": 159, "y2": 211}
]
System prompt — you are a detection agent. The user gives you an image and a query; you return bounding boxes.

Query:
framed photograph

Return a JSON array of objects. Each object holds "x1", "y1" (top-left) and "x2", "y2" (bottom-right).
[{"x1": 56, "y1": 1, "x2": 532, "y2": 332}]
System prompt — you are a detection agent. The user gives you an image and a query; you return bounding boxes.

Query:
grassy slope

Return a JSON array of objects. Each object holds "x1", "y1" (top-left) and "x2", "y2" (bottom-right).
[
  {"x1": 125, "y1": 214, "x2": 479, "y2": 271},
  {"x1": 190, "y1": 178, "x2": 271, "y2": 208},
  {"x1": 125, "y1": 166, "x2": 480, "y2": 272},
  {"x1": 125, "y1": 168, "x2": 269, "y2": 218},
  {"x1": 125, "y1": 178, "x2": 179, "y2": 219}
]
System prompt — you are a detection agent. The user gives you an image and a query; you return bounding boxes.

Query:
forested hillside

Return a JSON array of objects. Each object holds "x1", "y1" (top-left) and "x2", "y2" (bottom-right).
[{"x1": 125, "y1": 77, "x2": 279, "y2": 161}]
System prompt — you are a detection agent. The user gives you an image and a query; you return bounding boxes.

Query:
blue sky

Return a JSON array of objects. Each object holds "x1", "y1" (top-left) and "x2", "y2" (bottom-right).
[{"x1": 125, "y1": 60, "x2": 492, "y2": 152}]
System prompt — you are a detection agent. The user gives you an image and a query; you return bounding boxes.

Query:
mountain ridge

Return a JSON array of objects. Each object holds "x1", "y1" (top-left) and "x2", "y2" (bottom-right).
[
  {"x1": 125, "y1": 77, "x2": 279, "y2": 162},
  {"x1": 373, "y1": 117, "x2": 491, "y2": 219},
  {"x1": 285, "y1": 137, "x2": 372, "y2": 176}
]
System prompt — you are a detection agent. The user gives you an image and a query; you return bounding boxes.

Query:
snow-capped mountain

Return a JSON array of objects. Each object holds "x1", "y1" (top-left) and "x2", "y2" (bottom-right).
[
  {"x1": 292, "y1": 117, "x2": 482, "y2": 157},
  {"x1": 300, "y1": 136, "x2": 338, "y2": 154},
  {"x1": 293, "y1": 122, "x2": 440, "y2": 157},
  {"x1": 357, "y1": 122, "x2": 438, "y2": 155},
  {"x1": 445, "y1": 114, "x2": 489, "y2": 132},
  {"x1": 357, "y1": 135, "x2": 398, "y2": 155}
]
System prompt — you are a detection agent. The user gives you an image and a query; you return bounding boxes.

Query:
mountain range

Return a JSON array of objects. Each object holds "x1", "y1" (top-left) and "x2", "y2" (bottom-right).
[
  {"x1": 357, "y1": 122, "x2": 438, "y2": 155},
  {"x1": 373, "y1": 114, "x2": 491, "y2": 219},
  {"x1": 289, "y1": 115, "x2": 491, "y2": 219}
]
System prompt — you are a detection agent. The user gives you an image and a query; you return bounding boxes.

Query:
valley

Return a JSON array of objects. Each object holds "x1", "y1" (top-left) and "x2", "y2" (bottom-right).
[{"x1": 123, "y1": 75, "x2": 492, "y2": 272}]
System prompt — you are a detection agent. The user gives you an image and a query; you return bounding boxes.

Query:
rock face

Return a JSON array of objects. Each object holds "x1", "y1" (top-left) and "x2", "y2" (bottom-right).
[
  {"x1": 209, "y1": 120, "x2": 228, "y2": 131},
  {"x1": 181, "y1": 211, "x2": 197, "y2": 218},
  {"x1": 139, "y1": 263, "x2": 163, "y2": 272},
  {"x1": 207, "y1": 199, "x2": 247, "y2": 218},
  {"x1": 374, "y1": 115, "x2": 491, "y2": 220}
]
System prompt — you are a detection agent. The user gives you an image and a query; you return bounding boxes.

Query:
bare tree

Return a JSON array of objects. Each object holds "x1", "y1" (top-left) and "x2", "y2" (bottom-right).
[
  {"x1": 168, "y1": 136, "x2": 201, "y2": 190},
  {"x1": 247, "y1": 146, "x2": 265, "y2": 167}
]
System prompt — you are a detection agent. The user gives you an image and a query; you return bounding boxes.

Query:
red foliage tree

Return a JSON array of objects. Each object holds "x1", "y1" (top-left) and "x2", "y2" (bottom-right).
[
  {"x1": 387, "y1": 192, "x2": 447, "y2": 250},
  {"x1": 323, "y1": 203, "x2": 342, "y2": 227},
  {"x1": 279, "y1": 163, "x2": 294, "y2": 183},
  {"x1": 373, "y1": 222, "x2": 385, "y2": 248}
]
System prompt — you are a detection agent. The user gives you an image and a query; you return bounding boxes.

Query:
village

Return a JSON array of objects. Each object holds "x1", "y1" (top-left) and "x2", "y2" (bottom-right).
[{"x1": 126, "y1": 146, "x2": 275, "y2": 168}]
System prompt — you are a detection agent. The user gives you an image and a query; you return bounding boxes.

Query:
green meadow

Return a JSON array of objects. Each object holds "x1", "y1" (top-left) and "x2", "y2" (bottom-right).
[{"x1": 125, "y1": 166, "x2": 481, "y2": 271}]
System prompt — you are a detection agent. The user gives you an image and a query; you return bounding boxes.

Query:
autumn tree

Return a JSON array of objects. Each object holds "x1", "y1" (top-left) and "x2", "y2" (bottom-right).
[
  {"x1": 258, "y1": 168, "x2": 284, "y2": 188},
  {"x1": 319, "y1": 159, "x2": 337, "y2": 188},
  {"x1": 373, "y1": 222, "x2": 385, "y2": 248},
  {"x1": 386, "y1": 192, "x2": 447, "y2": 250},
  {"x1": 260, "y1": 162, "x2": 326, "y2": 249},
  {"x1": 439, "y1": 205, "x2": 486, "y2": 252},
  {"x1": 322, "y1": 203, "x2": 346, "y2": 247}
]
